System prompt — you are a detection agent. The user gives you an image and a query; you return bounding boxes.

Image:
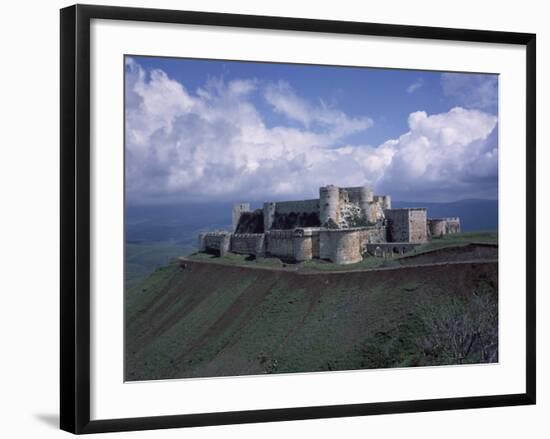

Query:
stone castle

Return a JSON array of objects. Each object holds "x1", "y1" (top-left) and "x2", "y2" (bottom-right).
[{"x1": 198, "y1": 185, "x2": 461, "y2": 265}]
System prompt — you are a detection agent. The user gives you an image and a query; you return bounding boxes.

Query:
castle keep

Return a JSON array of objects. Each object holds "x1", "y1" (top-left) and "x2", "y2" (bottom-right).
[{"x1": 198, "y1": 185, "x2": 461, "y2": 265}]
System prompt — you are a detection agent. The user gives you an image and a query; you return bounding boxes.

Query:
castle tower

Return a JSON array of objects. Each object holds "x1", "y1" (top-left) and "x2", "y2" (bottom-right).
[
  {"x1": 232, "y1": 203, "x2": 250, "y2": 232},
  {"x1": 381, "y1": 195, "x2": 391, "y2": 210},
  {"x1": 319, "y1": 185, "x2": 340, "y2": 226},
  {"x1": 358, "y1": 186, "x2": 374, "y2": 222}
]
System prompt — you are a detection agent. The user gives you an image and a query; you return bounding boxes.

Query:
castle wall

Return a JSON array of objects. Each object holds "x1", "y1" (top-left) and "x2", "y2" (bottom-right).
[
  {"x1": 231, "y1": 234, "x2": 265, "y2": 256},
  {"x1": 445, "y1": 217, "x2": 461, "y2": 234},
  {"x1": 384, "y1": 208, "x2": 427, "y2": 243},
  {"x1": 274, "y1": 199, "x2": 319, "y2": 214},
  {"x1": 202, "y1": 232, "x2": 232, "y2": 256},
  {"x1": 263, "y1": 199, "x2": 320, "y2": 230},
  {"x1": 428, "y1": 219, "x2": 447, "y2": 238},
  {"x1": 232, "y1": 203, "x2": 250, "y2": 232},
  {"x1": 319, "y1": 229, "x2": 362, "y2": 264},
  {"x1": 200, "y1": 186, "x2": 459, "y2": 265},
  {"x1": 356, "y1": 225, "x2": 387, "y2": 246},
  {"x1": 342, "y1": 186, "x2": 373, "y2": 204},
  {"x1": 384, "y1": 209, "x2": 410, "y2": 242},
  {"x1": 428, "y1": 217, "x2": 461, "y2": 237},
  {"x1": 409, "y1": 209, "x2": 428, "y2": 243},
  {"x1": 234, "y1": 209, "x2": 264, "y2": 234},
  {"x1": 265, "y1": 230, "x2": 295, "y2": 259}
]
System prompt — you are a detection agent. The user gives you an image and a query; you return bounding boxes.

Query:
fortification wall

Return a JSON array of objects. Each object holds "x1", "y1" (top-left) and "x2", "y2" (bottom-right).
[
  {"x1": 365, "y1": 199, "x2": 386, "y2": 224},
  {"x1": 320, "y1": 185, "x2": 391, "y2": 228},
  {"x1": 341, "y1": 186, "x2": 373, "y2": 204},
  {"x1": 319, "y1": 229, "x2": 362, "y2": 264},
  {"x1": 232, "y1": 203, "x2": 250, "y2": 232},
  {"x1": 384, "y1": 208, "x2": 427, "y2": 243},
  {"x1": 356, "y1": 225, "x2": 387, "y2": 245},
  {"x1": 428, "y1": 219, "x2": 447, "y2": 237},
  {"x1": 445, "y1": 217, "x2": 461, "y2": 234},
  {"x1": 201, "y1": 232, "x2": 232, "y2": 256},
  {"x1": 428, "y1": 217, "x2": 461, "y2": 237},
  {"x1": 292, "y1": 228, "x2": 321, "y2": 261},
  {"x1": 409, "y1": 209, "x2": 428, "y2": 243},
  {"x1": 384, "y1": 209, "x2": 410, "y2": 242},
  {"x1": 265, "y1": 230, "x2": 295, "y2": 259},
  {"x1": 265, "y1": 199, "x2": 321, "y2": 230},
  {"x1": 235, "y1": 209, "x2": 264, "y2": 234},
  {"x1": 231, "y1": 233, "x2": 265, "y2": 256},
  {"x1": 274, "y1": 199, "x2": 319, "y2": 214}
]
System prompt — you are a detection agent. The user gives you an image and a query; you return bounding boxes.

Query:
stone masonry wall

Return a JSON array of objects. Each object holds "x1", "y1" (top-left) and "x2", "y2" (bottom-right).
[
  {"x1": 274, "y1": 199, "x2": 319, "y2": 214},
  {"x1": 428, "y1": 217, "x2": 461, "y2": 237},
  {"x1": 319, "y1": 229, "x2": 362, "y2": 264},
  {"x1": 384, "y1": 208, "x2": 428, "y2": 243},
  {"x1": 384, "y1": 209, "x2": 410, "y2": 242},
  {"x1": 232, "y1": 203, "x2": 250, "y2": 232},
  {"x1": 201, "y1": 232, "x2": 232, "y2": 256},
  {"x1": 293, "y1": 228, "x2": 321, "y2": 261},
  {"x1": 231, "y1": 234, "x2": 265, "y2": 256},
  {"x1": 408, "y1": 209, "x2": 428, "y2": 243},
  {"x1": 265, "y1": 230, "x2": 295, "y2": 259}
]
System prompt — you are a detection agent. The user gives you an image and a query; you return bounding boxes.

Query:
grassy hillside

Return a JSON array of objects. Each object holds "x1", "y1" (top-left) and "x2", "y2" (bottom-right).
[
  {"x1": 125, "y1": 242, "x2": 195, "y2": 289},
  {"x1": 413, "y1": 231, "x2": 497, "y2": 253},
  {"x1": 125, "y1": 256, "x2": 498, "y2": 381}
]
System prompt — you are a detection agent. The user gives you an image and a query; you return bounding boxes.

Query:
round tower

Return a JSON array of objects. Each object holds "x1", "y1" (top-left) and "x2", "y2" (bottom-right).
[
  {"x1": 319, "y1": 185, "x2": 340, "y2": 227},
  {"x1": 358, "y1": 186, "x2": 374, "y2": 223},
  {"x1": 381, "y1": 195, "x2": 391, "y2": 210}
]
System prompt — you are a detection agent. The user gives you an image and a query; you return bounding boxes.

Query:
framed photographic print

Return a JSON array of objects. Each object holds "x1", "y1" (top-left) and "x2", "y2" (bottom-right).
[{"x1": 60, "y1": 4, "x2": 536, "y2": 434}]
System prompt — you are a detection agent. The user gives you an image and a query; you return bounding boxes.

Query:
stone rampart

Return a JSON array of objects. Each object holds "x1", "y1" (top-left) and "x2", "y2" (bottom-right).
[
  {"x1": 320, "y1": 229, "x2": 362, "y2": 264},
  {"x1": 428, "y1": 217, "x2": 461, "y2": 237},
  {"x1": 384, "y1": 208, "x2": 428, "y2": 243},
  {"x1": 265, "y1": 230, "x2": 295, "y2": 259},
  {"x1": 231, "y1": 233, "x2": 265, "y2": 256},
  {"x1": 232, "y1": 203, "x2": 250, "y2": 232},
  {"x1": 292, "y1": 228, "x2": 321, "y2": 261},
  {"x1": 409, "y1": 208, "x2": 428, "y2": 243},
  {"x1": 201, "y1": 232, "x2": 232, "y2": 256},
  {"x1": 384, "y1": 208, "x2": 410, "y2": 242},
  {"x1": 274, "y1": 199, "x2": 319, "y2": 214}
]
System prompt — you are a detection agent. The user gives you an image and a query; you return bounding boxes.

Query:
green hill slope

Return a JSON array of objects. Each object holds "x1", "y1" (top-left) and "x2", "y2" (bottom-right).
[{"x1": 125, "y1": 258, "x2": 498, "y2": 381}]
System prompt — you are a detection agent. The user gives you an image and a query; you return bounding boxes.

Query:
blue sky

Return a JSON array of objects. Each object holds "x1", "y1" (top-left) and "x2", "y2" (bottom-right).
[{"x1": 125, "y1": 56, "x2": 498, "y2": 204}]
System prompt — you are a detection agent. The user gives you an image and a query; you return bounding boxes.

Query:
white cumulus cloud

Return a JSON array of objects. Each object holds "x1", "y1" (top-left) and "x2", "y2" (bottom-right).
[
  {"x1": 441, "y1": 72, "x2": 498, "y2": 110},
  {"x1": 125, "y1": 58, "x2": 498, "y2": 205},
  {"x1": 375, "y1": 107, "x2": 498, "y2": 200}
]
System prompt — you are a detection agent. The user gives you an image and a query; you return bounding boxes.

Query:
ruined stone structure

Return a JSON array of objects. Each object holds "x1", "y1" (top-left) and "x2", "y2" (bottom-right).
[
  {"x1": 428, "y1": 217, "x2": 461, "y2": 238},
  {"x1": 199, "y1": 185, "x2": 461, "y2": 265}
]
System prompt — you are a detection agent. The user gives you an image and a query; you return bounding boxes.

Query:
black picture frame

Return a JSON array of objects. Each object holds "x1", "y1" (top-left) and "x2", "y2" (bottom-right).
[{"x1": 60, "y1": 4, "x2": 536, "y2": 434}]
